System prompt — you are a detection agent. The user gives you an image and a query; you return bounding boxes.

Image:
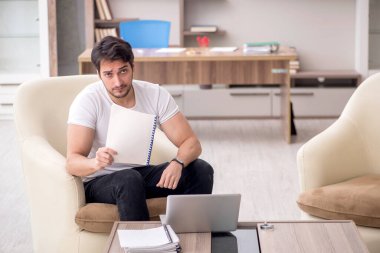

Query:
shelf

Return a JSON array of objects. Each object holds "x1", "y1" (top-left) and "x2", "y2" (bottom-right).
[
  {"x1": 369, "y1": 29, "x2": 380, "y2": 35},
  {"x1": 95, "y1": 18, "x2": 138, "y2": 28},
  {"x1": 183, "y1": 29, "x2": 226, "y2": 36},
  {"x1": 0, "y1": 34, "x2": 39, "y2": 38}
]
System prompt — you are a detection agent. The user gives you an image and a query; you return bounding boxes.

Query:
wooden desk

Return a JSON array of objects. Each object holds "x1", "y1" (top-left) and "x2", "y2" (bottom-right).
[
  {"x1": 104, "y1": 220, "x2": 368, "y2": 253},
  {"x1": 78, "y1": 47, "x2": 297, "y2": 142}
]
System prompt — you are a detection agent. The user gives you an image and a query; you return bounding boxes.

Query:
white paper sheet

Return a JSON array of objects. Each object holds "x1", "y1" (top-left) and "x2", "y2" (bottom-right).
[
  {"x1": 117, "y1": 225, "x2": 179, "y2": 248},
  {"x1": 106, "y1": 104, "x2": 157, "y2": 165},
  {"x1": 210, "y1": 47, "x2": 238, "y2": 52},
  {"x1": 155, "y1": 48, "x2": 186, "y2": 53}
]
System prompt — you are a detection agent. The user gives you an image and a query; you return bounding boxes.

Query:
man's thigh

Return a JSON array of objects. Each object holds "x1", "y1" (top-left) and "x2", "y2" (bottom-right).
[{"x1": 84, "y1": 169, "x2": 144, "y2": 204}]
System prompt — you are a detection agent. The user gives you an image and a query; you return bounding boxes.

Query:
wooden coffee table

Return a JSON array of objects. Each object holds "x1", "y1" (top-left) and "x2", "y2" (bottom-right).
[{"x1": 103, "y1": 220, "x2": 368, "y2": 253}]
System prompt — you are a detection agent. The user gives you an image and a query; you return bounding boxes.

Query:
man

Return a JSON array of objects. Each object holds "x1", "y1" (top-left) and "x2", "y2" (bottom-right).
[{"x1": 66, "y1": 36, "x2": 213, "y2": 221}]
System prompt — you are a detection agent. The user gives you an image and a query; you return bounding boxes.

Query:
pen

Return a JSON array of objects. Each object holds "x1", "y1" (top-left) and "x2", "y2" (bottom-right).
[{"x1": 163, "y1": 224, "x2": 173, "y2": 243}]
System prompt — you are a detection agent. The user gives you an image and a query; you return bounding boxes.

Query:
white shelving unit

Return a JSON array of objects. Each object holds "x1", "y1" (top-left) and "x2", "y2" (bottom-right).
[
  {"x1": 369, "y1": 0, "x2": 380, "y2": 74},
  {"x1": 0, "y1": 0, "x2": 56, "y2": 119}
]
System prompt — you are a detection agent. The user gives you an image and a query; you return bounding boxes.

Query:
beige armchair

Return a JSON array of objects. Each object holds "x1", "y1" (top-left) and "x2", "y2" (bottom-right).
[
  {"x1": 14, "y1": 75, "x2": 177, "y2": 253},
  {"x1": 297, "y1": 73, "x2": 380, "y2": 252}
]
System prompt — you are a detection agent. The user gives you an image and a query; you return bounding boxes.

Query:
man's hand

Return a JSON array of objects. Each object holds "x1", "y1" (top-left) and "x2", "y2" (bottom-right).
[
  {"x1": 93, "y1": 147, "x2": 117, "y2": 171},
  {"x1": 156, "y1": 162, "x2": 182, "y2": 189}
]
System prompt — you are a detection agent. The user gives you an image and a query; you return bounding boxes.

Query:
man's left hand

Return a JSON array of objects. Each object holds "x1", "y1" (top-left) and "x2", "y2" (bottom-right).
[{"x1": 156, "y1": 162, "x2": 182, "y2": 189}]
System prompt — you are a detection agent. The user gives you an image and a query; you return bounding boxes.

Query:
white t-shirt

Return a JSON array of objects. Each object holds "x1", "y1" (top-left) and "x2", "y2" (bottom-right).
[{"x1": 67, "y1": 79, "x2": 179, "y2": 182}]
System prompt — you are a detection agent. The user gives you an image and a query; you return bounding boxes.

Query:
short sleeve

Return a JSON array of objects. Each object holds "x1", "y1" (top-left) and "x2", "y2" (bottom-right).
[
  {"x1": 67, "y1": 92, "x2": 98, "y2": 129},
  {"x1": 157, "y1": 86, "x2": 179, "y2": 124}
]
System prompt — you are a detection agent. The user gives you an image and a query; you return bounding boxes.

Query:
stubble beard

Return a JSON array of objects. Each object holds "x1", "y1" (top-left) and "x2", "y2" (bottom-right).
[{"x1": 109, "y1": 83, "x2": 132, "y2": 99}]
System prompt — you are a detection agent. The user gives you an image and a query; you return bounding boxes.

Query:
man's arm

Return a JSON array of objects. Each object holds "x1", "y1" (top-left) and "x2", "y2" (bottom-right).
[
  {"x1": 66, "y1": 124, "x2": 116, "y2": 177},
  {"x1": 156, "y1": 112, "x2": 201, "y2": 189}
]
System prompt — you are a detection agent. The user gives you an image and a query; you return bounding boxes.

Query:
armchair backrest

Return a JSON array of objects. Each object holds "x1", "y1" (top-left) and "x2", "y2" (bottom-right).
[
  {"x1": 15, "y1": 75, "x2": 99, "y2": 156},
  {"x1": 340, "y1": 73, "x2": 380, "y2": 169}
]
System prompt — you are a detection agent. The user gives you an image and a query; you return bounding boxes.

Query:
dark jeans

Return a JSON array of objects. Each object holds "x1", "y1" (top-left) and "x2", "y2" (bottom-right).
[{"x1": 84, "y1": 159, "x2": 214, "y2": 221}]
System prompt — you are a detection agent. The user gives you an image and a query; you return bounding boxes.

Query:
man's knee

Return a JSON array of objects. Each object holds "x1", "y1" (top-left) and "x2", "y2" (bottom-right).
[
  {"x1": 188, "y1": 159, "x2": 214, "y2": 177},
  {"x1": 187, "y1": 159, "x2": 214, "y2": 189},
  {"x1": 182, "y1": 159, "x2": 213, "y2": 194}
]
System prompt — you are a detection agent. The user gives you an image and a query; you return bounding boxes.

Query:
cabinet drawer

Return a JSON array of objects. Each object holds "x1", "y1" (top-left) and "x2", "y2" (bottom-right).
[
  {"x1": 0, "y1": 83, "x2": 19, "y2": 94},
  {"x1": 272, "y1": 88, "x2": 355, "y2": 117},
  {"x1": 0, "y1": 94, "x2": 14, "y2": 119},
  {"x1": 183, "y1": 88, "x2": 272, "y2": 117}
]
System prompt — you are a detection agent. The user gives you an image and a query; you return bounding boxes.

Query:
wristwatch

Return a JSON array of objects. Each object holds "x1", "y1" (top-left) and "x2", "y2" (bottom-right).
[{"x1": 171, "y1": 157, "x2": 185, "y2": 169}]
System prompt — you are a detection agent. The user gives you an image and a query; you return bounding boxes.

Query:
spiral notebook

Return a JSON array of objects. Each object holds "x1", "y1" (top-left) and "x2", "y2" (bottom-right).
[
  {"x1": 106, "y1": 104, "x2": 157, "y2": 165},
  {"x1": 117, "y1": 225, "x2": 180, "y2": 253}
]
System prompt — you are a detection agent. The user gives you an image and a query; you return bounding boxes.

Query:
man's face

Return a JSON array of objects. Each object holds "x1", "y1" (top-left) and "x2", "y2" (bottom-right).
[{"x1": 99, "y1": 59, "x2": 134, "y2": 99}]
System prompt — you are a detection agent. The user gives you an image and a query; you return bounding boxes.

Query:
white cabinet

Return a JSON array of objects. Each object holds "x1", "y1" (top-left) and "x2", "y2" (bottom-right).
[
  {"x1": 183, "y1": 86, "x2": 272, "y2": 118},
  {"x1": 0, "y1": 0, "x2": 56, "y2": 119},
  {"x1": 272, "y1": 88, "x2": 355, "y2": 118},
  {"x1": 0, "y1": 1, "x2": 41, "y2": 82},
  {"x1": 167, "y1": 70, "x2": 359, "y2": 119}
]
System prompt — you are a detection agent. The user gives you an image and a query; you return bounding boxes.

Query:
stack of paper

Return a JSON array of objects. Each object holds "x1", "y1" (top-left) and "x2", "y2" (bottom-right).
[
  {"x1": 117, "y1": 225, "x2": 180, "y2": 253},
  {"x1": 243, "y1": 45, "x2": 272, "y2": 54},
  {"x1": 243, "y1": 41, "x2": 280, "y2": 54}
]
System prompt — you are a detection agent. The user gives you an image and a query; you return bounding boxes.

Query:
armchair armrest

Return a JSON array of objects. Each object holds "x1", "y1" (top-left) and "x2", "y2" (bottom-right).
[
  {"x1": 297, "y1": 118, "x2": 372, "y2": 192},
  {"x1": 20, "y1": 136, "x2": 85, "y2": 250}
]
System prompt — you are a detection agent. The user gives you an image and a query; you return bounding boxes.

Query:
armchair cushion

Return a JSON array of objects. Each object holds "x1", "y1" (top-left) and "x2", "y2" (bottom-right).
[
  {"x1": 297, "y1": 174, "x2": 380, "y2": 228},
  {"x1": 75, "y1": 198, "x2": 167, "y2": 233}
]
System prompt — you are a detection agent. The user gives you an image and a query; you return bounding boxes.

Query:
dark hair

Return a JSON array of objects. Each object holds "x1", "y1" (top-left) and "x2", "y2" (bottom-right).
[{"x1": 91, "y1": 36, "x2": 134, "y2": 72}]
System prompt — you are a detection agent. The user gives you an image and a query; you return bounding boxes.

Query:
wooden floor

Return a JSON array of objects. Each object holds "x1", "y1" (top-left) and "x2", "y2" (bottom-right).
[{"x1": 0, "y1": 118, "x2": 335, "y2": 253}]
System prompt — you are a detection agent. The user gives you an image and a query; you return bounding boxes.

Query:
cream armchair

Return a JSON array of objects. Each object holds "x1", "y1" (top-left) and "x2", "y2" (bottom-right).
[
  {"x1": 14, "y1": 75, "x2": 177, "y2": 253},
  {"x1": 297, "y1": 73, "x2": 380, "y2": 252}
]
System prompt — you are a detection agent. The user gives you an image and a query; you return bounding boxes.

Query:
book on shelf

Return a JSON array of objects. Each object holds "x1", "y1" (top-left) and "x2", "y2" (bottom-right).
[
  {"x1": 190, "y1": 25, "x2": 218, "y2": 33},
  {"x1": 95, "y1": 0, "x2": 106, "y2": 20},
  {"x1": 243, "y1": 41, "x2": 280, "y2": 53},
  {"x1": 106, "y1": 104, "x2": 157, "y2": 165},
  {"x1": 95, "y1": 0, "x2": 112, "y2": 20},
  {"x1": 289, "y1": 60, "x2": 300, "y2": 74},
  {"x1": 95, "y1": 28, "x2": 117, "y2": 42},
  {"x1": 117, "y1": 225, "x2": 180, "y2": 253},
  {"x1": 101, "y1": 0, "x2": 113, "y2": 20}
]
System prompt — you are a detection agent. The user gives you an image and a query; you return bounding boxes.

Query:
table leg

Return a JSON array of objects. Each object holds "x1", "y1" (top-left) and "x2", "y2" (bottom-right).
[{"x1": 281, "y1": 71, "x2": 292, "y2": 143}]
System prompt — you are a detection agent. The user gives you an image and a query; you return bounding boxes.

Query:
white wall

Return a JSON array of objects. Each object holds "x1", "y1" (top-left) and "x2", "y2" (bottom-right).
[
  {"x1": 111, "y1": 0, "x2": 182, "y2": 46},
  {"x1": 185, "y1": 0, "x2": 356, "y2": 71}
]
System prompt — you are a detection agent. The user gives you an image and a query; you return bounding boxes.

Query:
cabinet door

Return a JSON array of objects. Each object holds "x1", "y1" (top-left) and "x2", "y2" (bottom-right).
[
  {"x1": 0, "y1": 1, "x2": 40, "y2": 74},
  {"x1": 272, "y1": 88, "x2": 355, "y2": 117},
  {"x1": 184, "y1": 87, "x2": 272, "y2": 117}
]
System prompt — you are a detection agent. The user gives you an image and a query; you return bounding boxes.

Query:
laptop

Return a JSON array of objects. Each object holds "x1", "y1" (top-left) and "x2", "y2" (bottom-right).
[{"x1": 160, "y1": 194, "x2": 241, "y2": 233}]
